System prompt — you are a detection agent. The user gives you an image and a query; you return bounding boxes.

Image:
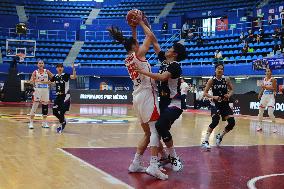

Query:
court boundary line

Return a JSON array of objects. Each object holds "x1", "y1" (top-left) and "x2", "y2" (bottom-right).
[
  {"x1": 63, "y1": 144, "x2": 284, "y2": 149},
  {"x1": 57, "y1": 148, "x2": 134, "y2": 189},
  {"x1": 247, "y1": 173, "x2": 284, "y2": 189}
]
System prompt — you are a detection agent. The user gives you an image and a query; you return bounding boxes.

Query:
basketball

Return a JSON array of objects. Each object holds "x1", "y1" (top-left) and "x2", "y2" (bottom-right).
[{"x1": 126, "y1": 9, "x2": 142, "y2": 27}]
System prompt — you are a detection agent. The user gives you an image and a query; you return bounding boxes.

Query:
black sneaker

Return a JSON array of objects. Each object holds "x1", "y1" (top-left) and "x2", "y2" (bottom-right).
[
  {"x1": 157, "y1": 155, "x2": 171, "y2": 167},
  {"x1": 201, "y1": 141, "x2": 211, "y2": 150},
  {"x1": 170, "y1": 156, "x2": 183, "y2": 172},
  {"x1": 216, "y1": 134, "x2": 223, "y2": 147}
]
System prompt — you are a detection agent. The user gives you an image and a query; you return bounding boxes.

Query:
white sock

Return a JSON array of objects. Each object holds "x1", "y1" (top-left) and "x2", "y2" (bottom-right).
[
  {"x1": 133, "y1": 153, "x2": 142, "y2": 163},
  {"x1": 150, "y1": 156, "x2": 158, "y2": 166},
  {"x1": 204, "y1": 131, "x2": 211, "y2": 142},
  {"x1": 161, "y1": 149, "x2": 168, "y2": 159},
  {"x1": 168, "y1": 147, "x2": 177, "y2": 158},
  {"x1": 220, "y1": 130, "x2": 227, "y2": 138}
]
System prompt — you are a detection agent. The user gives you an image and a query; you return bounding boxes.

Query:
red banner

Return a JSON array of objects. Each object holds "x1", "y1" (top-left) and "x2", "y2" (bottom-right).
[{"x1": 216, "y1": 18, "x2": 228, "y2": 31}]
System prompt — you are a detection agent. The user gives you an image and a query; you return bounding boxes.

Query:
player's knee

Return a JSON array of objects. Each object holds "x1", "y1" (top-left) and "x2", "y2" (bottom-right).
[
  {"x1": 30, "y1": 102, "x2": 39, "y2": 115},
  {"x1": 155, "y1": 121, "x2": 171, "y2": 143},
  {"x1": 268, "y1": 107, "x2": 274, "y2": 117},
  {"x1": 209, "y1": 115, "x2": 220, "y2": 129},
  {"x1": 160, "y1": 131, "x2": 172, "y2": 143},
  {"x1": 225, "y1": 117, "x2": 235, "y2": 131},
  {"x1": 42, "y1": 104, "x2": 48, "y2": 116}
]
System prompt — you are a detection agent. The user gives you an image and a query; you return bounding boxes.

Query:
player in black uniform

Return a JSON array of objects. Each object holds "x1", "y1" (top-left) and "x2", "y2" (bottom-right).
[
  {"x1": 50, "y1": 63, "x2": 77, "y2": 133},
  {"x1": 136, "y1": 42, "x2": 186, "y2": 173},
  {"x1": 201, "y1": 63, "x2": 235, "y2": 150}
]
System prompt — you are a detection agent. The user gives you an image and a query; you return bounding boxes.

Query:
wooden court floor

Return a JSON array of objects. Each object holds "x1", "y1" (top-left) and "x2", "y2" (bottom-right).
[{"x1": 0, "y1": 103, "x2": 284, "y2": 189}]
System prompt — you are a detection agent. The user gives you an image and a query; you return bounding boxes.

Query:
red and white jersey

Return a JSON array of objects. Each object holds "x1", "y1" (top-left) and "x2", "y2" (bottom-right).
[
  {"x1": 34, "y1": 69, "x2": 49, "y2": 89},
  {"x1": 263, "y1": 77, "x2": 274, "y2": 94},
  {"x1": 125, "y1": 52, "x2": 156, "y2": 95}
]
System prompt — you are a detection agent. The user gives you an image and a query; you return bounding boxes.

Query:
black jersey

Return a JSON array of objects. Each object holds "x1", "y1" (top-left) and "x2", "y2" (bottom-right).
[
  {"x1": 211, "y1": 75, "x2": 228, "y2": 100},
  {"x1": 50, "y1": 73, "x2": 70, "y2": 96},
  {"x1": 157, "y1": 51, "x2": 182, "y2": 100}
]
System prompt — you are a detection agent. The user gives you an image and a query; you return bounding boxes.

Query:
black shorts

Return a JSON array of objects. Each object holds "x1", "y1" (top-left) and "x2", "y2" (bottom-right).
[
  {"x1": 54, "y1": 95, "x2": 70, "y2": 112},
  {"x1": 159, "y1": 96, "x2": 171, "y2": 114},
  {"x1": 159, "y1": 106, "x2": 183, "y2": 130},
  {"x1": 211, "y1": 102, "x2": 233, "y2": 120}
]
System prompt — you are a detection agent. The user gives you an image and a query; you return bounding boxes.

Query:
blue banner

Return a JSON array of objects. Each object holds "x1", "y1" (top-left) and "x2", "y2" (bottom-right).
[
  {"x1": 267, "y1": 57, "x2": 284, "y2": 69},
  {"x1": 253, "y1": 57, "x2": 284, "y2": 70}
]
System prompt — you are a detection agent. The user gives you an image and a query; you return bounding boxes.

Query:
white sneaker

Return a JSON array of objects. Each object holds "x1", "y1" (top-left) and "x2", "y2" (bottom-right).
[
  {"x1": 42, "y1": 122, "x2": 49, "y2": 128},
  {"x1": 170, "y1": 156, "x2": 183, "y2": 172},
  {"x1": 201, "y1": 141, "x2": 211, "y2": 151},
  {"x1": 29, "y1": 122, "x2": 34, "y2": 129},
  {"x1": 128, "y1": 162, "x2": 147, "y2": 173},
  {"x1": 256, "y1": 127, "x2": 262, "y2": 132},
  {"x1": 146, "y1": 165, "x2": 168, "y2": 180}
]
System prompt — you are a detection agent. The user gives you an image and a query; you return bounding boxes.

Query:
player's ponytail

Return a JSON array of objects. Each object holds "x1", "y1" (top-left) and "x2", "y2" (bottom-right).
[{"x1": 107, "y1": 26, "x2": 137, "y2": 53}]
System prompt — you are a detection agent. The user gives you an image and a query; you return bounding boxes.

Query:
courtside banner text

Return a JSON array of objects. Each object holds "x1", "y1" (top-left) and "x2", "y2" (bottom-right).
[{"x1": 70, "y1": 90, "x2": 133, "y2": 104}]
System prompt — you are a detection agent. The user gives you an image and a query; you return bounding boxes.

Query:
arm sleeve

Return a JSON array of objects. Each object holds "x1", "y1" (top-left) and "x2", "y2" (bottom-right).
[
  {"x1": 167, "y1": 63, "x2": 181, "y2": 79},
  {"x1": 158, "y1": 51, "x2": 166, "y2": 62}
]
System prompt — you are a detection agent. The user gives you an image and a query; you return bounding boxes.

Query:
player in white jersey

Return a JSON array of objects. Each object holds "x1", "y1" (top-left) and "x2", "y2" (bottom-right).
[
  {"x1": 28, "y1": 60, "x2": 53, "y2": 129},
  {"x1": 108, "y1": 15, "x2": 168, "y2": 180},
  {"x1": 257, "y1": 68, "x2": 277, "y2": 132}
]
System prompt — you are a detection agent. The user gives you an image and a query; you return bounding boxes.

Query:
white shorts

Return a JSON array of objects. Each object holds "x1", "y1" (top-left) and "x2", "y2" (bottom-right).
[
  {"x1": 260, "y1": 94, "x2": 275, "y2": 108},
  {"x1": 33, "y1": 88, "x2": 49, "y2": 103},
  {"x1": 133, "y1": 89, "x2": 160, "y2": 124}
]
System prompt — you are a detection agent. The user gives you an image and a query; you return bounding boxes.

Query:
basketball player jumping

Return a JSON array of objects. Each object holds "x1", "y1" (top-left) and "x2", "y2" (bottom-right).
[
  {"x1": 50, "y1": 63, "x2": 76, "y2": 133},
  {"x1": 135, "y1": 41, "x2": 187, "y2": 172},
  {"x1": 29, "y1": 60, "x2": 53, "y2": 129},
  {"x1": 201, "y1": 63, "x2": 236, "y2": 150},
  {"x1": 257, "y1": 68, "x2": 277, "y2": 132},
  {"x1": 108, "y1": 16, "x2": 168, "y2": 179}
]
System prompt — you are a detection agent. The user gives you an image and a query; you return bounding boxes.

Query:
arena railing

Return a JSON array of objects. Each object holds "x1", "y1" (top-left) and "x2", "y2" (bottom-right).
[
  {"x1": 84, "y1": 29, "x2": 181, "y2": 42},
  {"x1": 0, "y1": 27, "x2": 77, "y2": 41}
]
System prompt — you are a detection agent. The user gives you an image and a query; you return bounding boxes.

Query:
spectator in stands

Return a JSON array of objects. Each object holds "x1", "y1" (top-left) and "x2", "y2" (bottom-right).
[
  {"x1": 182, "y1": 20, "x2": 190, "y2": 39},
  {"x1": 272, "y1": 28, "x2": 281, "y2": 45},
  {"x1": 162, "y1": 21, "x2": 168, "y2": 39},
  {"x1": 273, "y1": 44, "x2": 283, "y2": 55},
  {"x1": 214, "y1": 50, "x2": 223, "y2": 63},
  {"x1": 268, "y1": 15, "x2": 273, "y2": 25},
  {"x1": 247, "y1": 30, "x2": 255, "y2": 43},
  {"x1": 239, "y1": 32, "x2": 245, "y2": 44},
  {"x1": 196, "y1": 35, "x2": 203, "y2": 46},
  {"x1": 256, "y1": 29, "x2": 264, "y2": 44},
  {"x1": 187, "y1": 29, "x2": 194, "y2": 41},
  {"x1": 281, "y1": 9, "x2": 284, "y2": 26},
  {"x1": 242, "y1": 43, "x2": 249, "y2": 56},
  {"x1": 281, "y1": 26, "x2": 284, "y2": 46},
  {"x1": 180, "y1": 78, "x2": 189, "y2": 109},
  {"x1": 195, "y1": 88, "x2": 204, "y2": 109}
]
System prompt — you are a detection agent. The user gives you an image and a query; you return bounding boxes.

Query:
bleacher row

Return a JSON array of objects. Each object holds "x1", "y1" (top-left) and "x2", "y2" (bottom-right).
[
  {"x1": 0, "y1": 0, "x2": 282, "y2": 67},
  {"x1": 0, "y1": 0, "x2": 262, "y2": 18},
  {"x1": 0, "y1": 29, "x2": 274, "y2": 67}
]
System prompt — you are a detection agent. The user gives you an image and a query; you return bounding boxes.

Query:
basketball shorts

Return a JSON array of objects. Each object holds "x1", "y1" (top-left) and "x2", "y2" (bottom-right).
[
  {"x1": 133, "y1": 88, "x2": 160, "y2": 123},
  {"x1": 211, "y1": 102, "x2": 233, "y2": 120},
  {"x1": 260, "y1": 94, "x2": 275, "y2": 108},
  {"x1": 53, "y1": 95, "x2": 70, "y2": 113},
  {"x1": 33, "y1": 88, "x2": 49, "y2": 103}
]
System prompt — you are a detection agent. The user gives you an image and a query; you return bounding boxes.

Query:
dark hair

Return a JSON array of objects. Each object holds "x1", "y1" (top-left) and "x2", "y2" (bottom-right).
[
  {"x1": 215, "y1": 63, "x2": 224, "y2": 70},
  {"x1": 172, "y1": 43, "x2": 186, "y2": 62},
  {"x1": 56, "y1": 63, "x2": 64, "y2": 68},
  {"x1": 107, "y1": 26, "x2": 137, "y2": 52}
]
